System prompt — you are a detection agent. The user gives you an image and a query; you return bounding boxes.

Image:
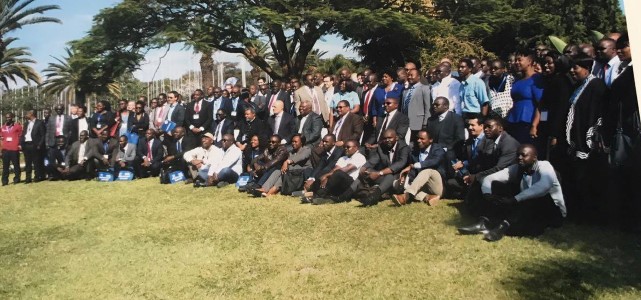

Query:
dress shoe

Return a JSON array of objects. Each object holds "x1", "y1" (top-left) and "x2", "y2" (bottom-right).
[
  {"x1": 251, "y1": 189, "x2": 264, "y2": 198},
  {"x1": 184, "y1": 178, "x2": 194, "y2": 184},
  {"x1": 238, "y1": 186, "x2": 247, "y2": 192},
  {"x1": 457, "y1": 216, "x2": 490, "y2": 235},
  {"x1": 216, "y1": 182, "x2": 230, "y2": 188},
  {"x1": 484, "y1": 220, "x2": 510, "y2": 242},
  {"x1": 391, "y1": 194, "x2": 408, "y2": 206},
  {"x1": 24, "y1": 179, "x2": 32, "y2": 184},
  {"x1": 424, "y1": 195, "x2": 440, "y2": 206},
  {"x1": 312, "y1": 196, "x2": 338, "y2": 205},
  {"x1": 291, "y1": 190, "x2": 304, "y2": 197},
  {"x1": 193, "y1": 181, "x2": 208, "y2": 188}
]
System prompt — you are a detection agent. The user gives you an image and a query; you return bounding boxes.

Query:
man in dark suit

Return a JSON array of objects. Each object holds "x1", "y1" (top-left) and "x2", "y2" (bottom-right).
[
  {"x1": 46, "y1": 135, "x2": 69, "y2": 181},
  {"x1": 446, "y1": 116, "x2": 485, "y2": 199},
  {"x1": 235, "y1": 107, "x2": 271, "y2": 151},
  {"x1": 330, "y1": 100, "x2": 364, "y2": 147},
  {"x1": 162, "y1": 126, "x2": 197, "y2": 180},
  {"x1": 46, "y1": 104, "x2": 72, "y2": 148},
  {"x1": 184, "y1": 89, "x2": 212, "y2": 138},
  {"x1": 267, "y1": 100, "x2": 297, "y2": 144},
  {"x1": 301, "y1": 134, "x2": 345, "y2": 203},
  {"x1": 165, "y1": 91, "x2": 186, "y2": 130},
  {"x1": 426, "y1": 96, "x2": 466, "y2": 160},
  {"x1": 295, "y1": 100, "x2": 323, "y2": 146},
  {"x1": 69, "y1": 105, "x2": 90, "y2": 145},
  {"x1": 221, "y1": 86, "x2": 245, "y2": 122},
  {"x1": 357, "y1": 129, "x2": 410, "y2": 206},
  {"x1": 90, "y1": 130, "x2": 119, "y2": 171},
  {"x1": 111, "y1": 135, "x2": 137, "y2": 176},
  {"x1": 61, "y1": 130, "x2": 96, "y2": 180},
  {"x1": 402, "y1": 69, "x2": 432, "y2": 142},
  {"x1": 262, "y1": 80, "x2": 290, "y2": 120},
  {"x1": 392, "y1": 130, "x2": 446, "y2": 206},
  {"x1": 135, "y1": 129, "x2": 164, "y2": 178},
  {"x1": 211, "y1": 109, "x2": 235, "y2": 146},
  {"x1": 20, "y1": 110, "x2": 47, "y2": 182},
  {"x1": 465, "y1": 117, "x2": 520, "y2": 214},
  {"x1": 366, "y1": 97, "x2": 409, "y2": 147}
]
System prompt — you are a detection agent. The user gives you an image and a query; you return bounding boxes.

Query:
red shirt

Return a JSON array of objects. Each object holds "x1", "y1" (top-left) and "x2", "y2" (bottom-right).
[{"x1": 1, "y1": 122, "x2": 23, "y2": 151}]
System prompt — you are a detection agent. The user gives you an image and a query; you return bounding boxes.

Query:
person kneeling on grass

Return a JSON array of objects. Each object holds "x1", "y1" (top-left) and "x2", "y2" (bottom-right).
[
  {"x1": 195, "y1": 134, "x2": 242, "y2": 188},
  {"x1": 252, "y1": 134, "x2": 312, "y2": 197},
  {"x1": 457, "y1": 144, "x2": 566, "y2": 242},
  {"x1": 310, "y1": 139, "x2": 367, "y2": 205},
  {"x1": 183, "y1": 132, "x2": 219, "y2": 185},
  {"x1": 246, "y1": 134, "x2": 288, "y2": 197}
]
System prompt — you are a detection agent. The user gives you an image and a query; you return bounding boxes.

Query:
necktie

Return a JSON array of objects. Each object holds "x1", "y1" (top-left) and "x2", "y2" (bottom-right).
[
  {"x1": 472, "y1": 138, "x2": 479, "y2": 159},
  {"x1": 364, "y1": 89, "x2": 374, "y2": 117},
  {"x1": 147, "y1": 141, "x2": 153, "y2": 160},
  {"x1": 194, "y1": 101, "x2": 200, "y2": 113},
  {"x1": 268, "y1": 94, "x2": 277, "y2": 111},
  {"x1": 403, "y1": 86, "x2": 414, "y2": 114},
  {"x1": 215, "y1": 122, "x2": 222, "y2": 141},
  {"x1": 177, "y1": 141, "x2": 182, "y2": 153},
  {"x1": 389, "y1": 148, "x2": 395, "y2": 162},
  {"x1": 103, "y1": 143, "x2": 108, "y2": 154},
  {"x1": 56, "y1": 116, "x2": 62, "y2": 136},
  {"x1": 377, "y1": 115, "x2": 389, "y2": 141},
  {"x1": 311, "y1": 88, "x2": 320, "y2": 114},
  {"x1": 333, "y1": 117, "x2": 344, "y2": 136}
]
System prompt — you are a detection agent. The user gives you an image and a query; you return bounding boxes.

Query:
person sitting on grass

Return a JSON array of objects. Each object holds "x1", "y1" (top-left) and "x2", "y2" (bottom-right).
[
  {"x1": 183, "y1": 132, "x2": 220, "y2": 185},
  {"x1": 61, "y1": 130, "x2": 96, "y2": 181},
  {"x1": 310, "y1": 139, "x2": 366, "y2": 205},
  {"x1": 300, "y1": 134, "x2": 345, "y2": 203},
  {"x1": 197, "y1": 134, "x2": 242, "y2": 188},
  {"x1": 253, "y1": 134, "x2": 312, "y2": 197},
  {"x1": 457, "y1": 144, "x2": 566, "y2": 242},
  {"x1": 246, "y1": 134, "x2": 288, "y2": 197},
  {"x1": 391, "y1": 130, "x2": 446, "y2": 206},
  {"x1": 111, "y1": 135, "x2": 137, "y2": 177}
]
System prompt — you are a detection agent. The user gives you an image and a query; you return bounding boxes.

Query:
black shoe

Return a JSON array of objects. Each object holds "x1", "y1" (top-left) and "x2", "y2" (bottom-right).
[
  {"x1": 238, "y1": 186, "x2": 247, "y2": 193},
  {"x1": 251, "y1": 188, "x2": 264, "y2": 198},
  {"x1": 359, "y1": 188, "x2": 381, "y2": 207},
  {"x1": 1, "y1": 183, "x2": 7, "y2": 187},
  {"x1": 184, "y1": 178, "x2": 194, "y2": 184},
  {"x1": 312, "y1": 197, "x2": 338, "y2": 205},
  {"x1": 193, "y1": 181, "x2": 208, "y2": 188},
  {"x1": 457, "y1": 216, "x2": 490, "y2": 235},
  {"x1": 216, "y1": 182, "x2": 230, "y2": 188},
  {"x1": 24, "y1": 179, "x2": 32, "y2": 184},
  {"x1": 484, "y1": 220, "x2": 510, "y2": 242}
]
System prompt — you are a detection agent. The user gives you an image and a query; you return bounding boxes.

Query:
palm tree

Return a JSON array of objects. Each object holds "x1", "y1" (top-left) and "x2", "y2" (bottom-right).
[
  {"x1": 41, "y1": 47, "x2": 121, "y2": 104},
  {"x1": 0, "y1": 0, "x2": 61, "y2": 58},
  {"x1": 0, "y1": 37, "x2": 39, "y2": 88}
]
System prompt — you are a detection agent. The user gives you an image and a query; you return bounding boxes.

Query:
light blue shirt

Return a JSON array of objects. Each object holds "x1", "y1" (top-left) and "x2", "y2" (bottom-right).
[
  {"x1": 331, "y1": 91, "x2": 360, "y2": 109},
  {"x1": 212, "y1": 97, "x2": 222, "y2": 115},
  {"x1": 459, "y1": 76, "x2": 490, "y2": 113},
  {"x1": 167, "y1": 104, "x2": 176, "y2": 121}
]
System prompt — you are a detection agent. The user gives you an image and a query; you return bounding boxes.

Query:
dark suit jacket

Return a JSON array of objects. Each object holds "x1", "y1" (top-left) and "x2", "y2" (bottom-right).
[
  {"x1": 310, "y1": 146, "x2": 345, "y2": 179},
  {"x1": 47, "y1": 146, "x2": 67, "y2": 168},
  {"x1": 89, "y1": 111, "x2": 115, "y2": 138},
  {"x1": 268, "y1": 112, "x2": 297, "y2": 143},
  {"x1": 165, "y1": 135, "x2": 198, "y2": 160},
  {"x1": 131, "y1": 112, "x2": 150, "y2": 136},
  {"x1": 46, "y1": 114, "x2": 72, "y2": 147},
  {"x1": 166, "y1": 104, "x2": 186, "y2": 128},
  {"x1": 210, "y1": 118, "x2": 235, "y2": 139},
  {"x1": 470, "y1": 131, "x2": 519, "y2": 179},
  {"x1": 89, "y1": 137, "x2": 118, "y2": 159},
  {"x1": 369, "y1": 111, "x2": 410, "y2": 144},
  {"x1": 332, "y1": 113, "x2": 364, "y2": 143},
  {"x1": 69, "y1": 117, "x2": 91, "y2": 145},
  {"x1": 20, "y1": 119, "x2": 46, "y2": 150},
  {"x1": 264, "y1": 90, "x2": 290, "y2": 117},
  {"x1": 236, "y1": 118, "x2": 271, "y2": 146},
  {"x1": 363, "y1": 141, "x2": 410, "y2": 174},
  {"x1": 136, "y1": 137, "x2": 164, "y2": 164},
  {"x1": 426, "y1": 111, "x2": 466, "y2": 151},
  {"x1": 65, "y1": 140, "x2": 87, "y2": 167},
  {"x1": 295, "y1": 112, "x2": 323, "y2": 146},
  {"x1": 185, "y1": 100, "x2": 213, "y2": 131},
  {"x1": 408, "y1": 143, "x2": 446, "y2": 181}
]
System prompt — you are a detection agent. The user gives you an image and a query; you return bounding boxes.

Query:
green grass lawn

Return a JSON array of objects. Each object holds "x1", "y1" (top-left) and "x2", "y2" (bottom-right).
[{"x1": 1, "y1": 179, "x2": 640, "y2": 299}]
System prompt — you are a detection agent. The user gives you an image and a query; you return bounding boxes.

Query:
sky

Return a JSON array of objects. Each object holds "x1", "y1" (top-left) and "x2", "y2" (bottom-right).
[{"x1": 9, "y1": 0, "x2": 628, "y2": 88}]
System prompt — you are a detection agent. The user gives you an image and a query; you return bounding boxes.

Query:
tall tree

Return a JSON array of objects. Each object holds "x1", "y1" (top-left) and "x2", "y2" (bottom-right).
[
  {"x1": 74, "y1": 0, "x2": 450, "y2": 81},
  {"x1": 0, "y1": 0, "x2": 60, "y2": 59},
  {"x1": 0, "y1": 37, "x2": 39, "y2": 89}
]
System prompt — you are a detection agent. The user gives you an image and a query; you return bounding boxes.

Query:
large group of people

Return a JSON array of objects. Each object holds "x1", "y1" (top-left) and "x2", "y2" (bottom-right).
[{"x1": 1, "y1": 32, "x2": 639, "y2": 240}]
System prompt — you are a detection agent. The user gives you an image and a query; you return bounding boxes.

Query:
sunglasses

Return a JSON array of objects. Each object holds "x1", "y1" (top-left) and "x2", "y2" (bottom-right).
[{"x1": 336, "y1": 105, "x2": 347, "y2": 109}]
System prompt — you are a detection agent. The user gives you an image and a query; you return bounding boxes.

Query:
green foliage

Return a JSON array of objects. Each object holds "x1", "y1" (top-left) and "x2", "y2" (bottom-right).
[
  {"x1": 315, "y1": 54, "x2": 359, "y2": 76},
  {"x1": 0, "y1": 0, "x2": 60, "y2": 38},
  {"x1": 420, "y1": 34, "x2": 496, "y2": 71},
  {"x1": 0, "y1": 37, "x2": 39, "y2": 88}
]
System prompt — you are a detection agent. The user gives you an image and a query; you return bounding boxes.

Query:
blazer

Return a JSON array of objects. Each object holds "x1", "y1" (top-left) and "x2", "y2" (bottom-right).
[
  {"x1": 264, "y1": 90, "x2": 290, "y2": 117},
  {"x1": 267, "y1": 112, "x2": 297, "y2": 143},
  {"x1": 408, "y1": 142, "x2": 447, "y2": 181},
  {"x1": 46, "y1": 114, "x2": 72, "y2": 147},
  {"x1": 236, "y1": 118, "x2": 271, "y2": 146},
  {"x1": 294, "y1": 86, "x2": 331, "y2": 123},
  {"x1": 89, "y1": 137, "x2": 118, "y2": 159},
  {"x1": 210, "y1": 118, "x2": 235, "y2": 141},
  {"x1": 363, "y1": 141, "x2": 410, "y2": 174},
  {"x1": 402, "y1": 82, "x2": 432, "y2": 131},
  {"x1": 371, "y1": 83, "x2": 404, "y2": 118},
  {"x1": 89, "y1": 111, "x2": 115, "y2": 138},
  {"x1": 130, "y1": 112, "x2": 150, "y2": 136},
  {"x1": 165, "y1": 135, "x2": 198, "y2": 159},
  {"x1": 426, "y1": 111, "x2": 466, "y2": 151},
  {"x1": 149, "y1": 104, "x2": 170, "y2": 130},
  {"x1": 65, "y1": 140, "x2": 90, "y2": 167},
  {"x1": 47, "y1": 146, "x2": 67, "y2": 168},
  {"x1": 331, "y1": 112, "x2": 364, "y2": 143},
  {"x1": 185, "y1": 100, "x2": 213, "y2": 131},
  {"x1": 295, "y1": 112, "x2": 323, "y2": 146},
  {"x1": 310, "y1": 146, "x2": 345, "y2": 179},
  {"x1": 69, "y1": 117, "x2": 91, "y2": 145},
  {"x1": 110, "y1": 143, "x2": 137, "y2": 167},
  {"x1": 470, "y1": 131, "x2": 520, "y2": 179},
  {"x1": 20, "y1": 119, "x2": 46, "y2": 150},
  {"x1": 166, "y1": 103, "x2": 186, "y2": 128},
  {"x1": 369, "y1": 110, "x2": 410, "y2": 144},
  {"x1": 136, "y1": 137, "x2": 165, "y2": 164}
]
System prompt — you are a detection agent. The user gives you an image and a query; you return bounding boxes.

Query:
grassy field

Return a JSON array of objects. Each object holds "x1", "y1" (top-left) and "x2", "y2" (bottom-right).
[{"x1": 1, "y1": 178, "x2": 641, "y2": 299}]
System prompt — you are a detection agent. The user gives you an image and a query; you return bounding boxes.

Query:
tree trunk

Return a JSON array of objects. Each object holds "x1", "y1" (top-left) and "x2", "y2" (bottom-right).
[
  {"x1": 75, "y1": 89, "x2": 86, "y2": 106},
  {"x1": 200, "y1": 50, "x2": 215, "y2": 89}
]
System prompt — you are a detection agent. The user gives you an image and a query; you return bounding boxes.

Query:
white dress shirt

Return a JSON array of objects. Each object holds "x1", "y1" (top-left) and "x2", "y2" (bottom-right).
[
  {"x1": 433, "y1": 75, "x2": 462, "y2": 115},
  {"x1": 183, "y1": 145, "x2": 221, "y2": 170},
  {"x1": 25, "y1": 120, "x2": 35, "y2": 142},
  {"x1": 209, "y1": 144, "x2": 243, "y2": 176}
]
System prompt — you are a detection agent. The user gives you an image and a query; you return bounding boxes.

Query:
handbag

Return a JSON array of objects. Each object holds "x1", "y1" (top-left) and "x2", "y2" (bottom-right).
[
  {"x1": 489, "y1": 75, "x2": 513, "y2": 118},
  {"x1": 610, "y1": 102, "x2": 633, "y2": 167},
  {"x1": 281, "y1": 168, "x2": 306, "y2": 195}
]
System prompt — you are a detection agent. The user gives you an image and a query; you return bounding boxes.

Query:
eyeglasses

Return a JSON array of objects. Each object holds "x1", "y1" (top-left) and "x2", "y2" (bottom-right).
[
  {"x1": 384, "y1": 102, "x2": 394, "y2": 105},
  {"x1": 336, "y1": 105, "x2": 347, "y2": 109}
]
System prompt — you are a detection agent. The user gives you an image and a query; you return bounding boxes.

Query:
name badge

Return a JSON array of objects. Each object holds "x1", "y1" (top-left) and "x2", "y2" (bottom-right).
[
  {"x1": 61, "y1": 162, "x2": 66, "y2": 166},
  {"x1": 231, "y1": 111, "x2": 237, "y2": 117},
  {"x1": 103, "y1": 155, "x2": 109, "y2": 159},
  {"x1": 156, "y1": 117, "x2": 163, "y2": 123},
  {"x1": 193, "y1": 114, "x2": 200, "y2": 120},
  {"x1": 97, "y1": 124, "x2": 102, "y2": 129},
  {"x1": 6, "y1": 137, "x2": 12, "y2": 142},
  {"x1": 540, "y1": 111, "x2": 549, "y2": 122}
]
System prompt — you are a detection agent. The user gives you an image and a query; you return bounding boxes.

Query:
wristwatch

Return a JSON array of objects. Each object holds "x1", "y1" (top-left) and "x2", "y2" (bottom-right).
[{"x1": 378, "y1": 171, "x2": 384, "y2": 176}]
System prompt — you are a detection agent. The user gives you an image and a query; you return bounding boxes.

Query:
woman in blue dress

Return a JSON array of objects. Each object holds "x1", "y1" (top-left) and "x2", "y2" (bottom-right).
[
  {"x1": 506, "y1": 51, "x2": 544, "y2": 144},
  {"x1": 370, "y1": 69, "x2": 403, "y2": 128}
]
